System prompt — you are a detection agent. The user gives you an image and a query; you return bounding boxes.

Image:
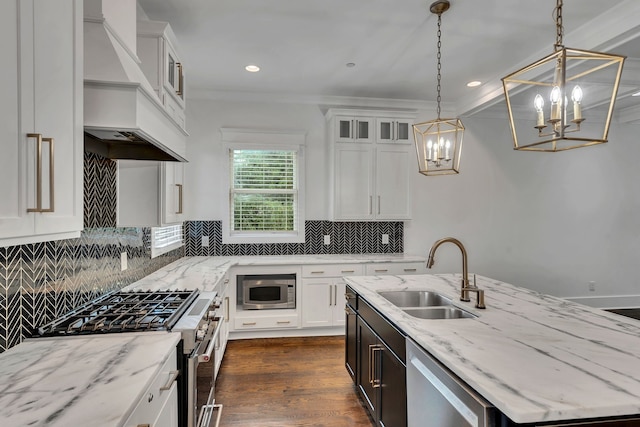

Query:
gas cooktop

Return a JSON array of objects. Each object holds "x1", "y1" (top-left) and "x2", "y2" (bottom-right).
[{"x1": 33, "y1": 289, "x2": 199, "y2": 337}]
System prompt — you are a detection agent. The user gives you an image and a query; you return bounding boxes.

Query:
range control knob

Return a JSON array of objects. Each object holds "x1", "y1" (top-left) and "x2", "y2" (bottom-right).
[
  {"x1": 206, "y1": 310, "x2": 217, "y2": 320},
  {"x1": 196, "y1": 329, "x2": 206, "y2": 341}
]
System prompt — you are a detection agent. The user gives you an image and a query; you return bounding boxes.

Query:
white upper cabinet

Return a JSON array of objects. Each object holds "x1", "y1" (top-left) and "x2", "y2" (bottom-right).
[
  {"x1": 327, "y1": 109, "x2": 415, "y2": 221},
  {"x1": 334, "y1": 116, "x2": 374, "y2": 143},
  {"x1": 0, "y1": 0, "x2": 83, "y2": 247},
  {"x1": 375, "y1": 118, "x2": 413, "y2": 144},
  {"x1": 117, "y1": 160, "x2": 185, "y2": 227},
  {"x1": 137, "y1": 20, "x2": 186, "y2": 130}
]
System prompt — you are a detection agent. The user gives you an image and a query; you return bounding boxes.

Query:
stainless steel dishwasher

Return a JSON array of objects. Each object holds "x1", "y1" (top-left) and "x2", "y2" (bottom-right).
[{"x1": 406, "y1": 338, "x2": 496, "y2": 427}]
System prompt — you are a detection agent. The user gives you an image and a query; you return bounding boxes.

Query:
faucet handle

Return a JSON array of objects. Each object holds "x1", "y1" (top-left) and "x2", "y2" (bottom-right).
[{"x1": 461, "y1": 287, "x2": 486, "y2": 309}]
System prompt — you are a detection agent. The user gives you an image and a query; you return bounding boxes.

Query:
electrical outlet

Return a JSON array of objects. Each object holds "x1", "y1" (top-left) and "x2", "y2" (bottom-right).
[
  {"x1": 588, "y1": 281, "x2": 596, "y2": 292},
  {"x1": 324, "y1": 235, "x2": 331, "y2": 245},
  {"x1": 382, "y1": 234, "x2": 389, "y2": 244},
  {"x1": 202, "y1": 236, "x2": 209, "y2": 247},
  {"x1": 120, "y1": 252, "x2": 128, "y2": 271}
]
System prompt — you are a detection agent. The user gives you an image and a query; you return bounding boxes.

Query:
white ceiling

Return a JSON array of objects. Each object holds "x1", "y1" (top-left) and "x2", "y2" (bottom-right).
[{"x1": 137, "y1": 0, "x2": 640, "y2": 118}]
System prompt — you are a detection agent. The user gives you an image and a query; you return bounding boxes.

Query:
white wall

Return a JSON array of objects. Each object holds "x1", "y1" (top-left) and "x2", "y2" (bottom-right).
[
  {"x1": 185, "y1": 97, "x2": 640, "y2": 304},
  {"x1": 184, "y1": 98, "x2": 328, "y2": 221}
]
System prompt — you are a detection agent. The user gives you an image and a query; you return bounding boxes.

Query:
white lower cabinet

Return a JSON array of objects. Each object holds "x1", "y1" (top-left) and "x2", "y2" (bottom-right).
[
  {"x1": 301, "y1": 264, "x2": 364, "y2": 328},
  {"x1": 365, "y1": 262, "x2": 428, "y2": 276},
  {"x1": 124, "y1": 352, "x2": 179, "y2": 427}
]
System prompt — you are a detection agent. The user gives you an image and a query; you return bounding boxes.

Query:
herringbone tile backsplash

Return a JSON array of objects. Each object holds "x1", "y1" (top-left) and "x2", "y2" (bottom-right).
[
  {"x1": 185, "y1": 220, "x2": 403, "y2": 256},
  {"x1": 0, "y1": 153, "x2": 182, "y2": 353}
]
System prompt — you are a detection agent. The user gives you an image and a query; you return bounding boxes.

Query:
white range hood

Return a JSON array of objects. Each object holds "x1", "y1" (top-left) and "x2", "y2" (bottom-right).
[{"x1": 83, "y1": 0, "x2": 187, "y2": 162}]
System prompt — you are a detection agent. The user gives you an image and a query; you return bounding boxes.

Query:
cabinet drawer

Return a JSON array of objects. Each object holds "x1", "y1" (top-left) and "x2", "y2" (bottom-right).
[
  {"x1": 365, "y1": 262, "x2": 427, "y2": 276},
  {"x1": 124, "y1": 350, "x2": 178, "y2": 426},
  {"x1": 234, "y1": 313, "x2": 299, "y2": 330},
  {"x1": 302, "y1": 264, "x2": 363, "y2": 278}
]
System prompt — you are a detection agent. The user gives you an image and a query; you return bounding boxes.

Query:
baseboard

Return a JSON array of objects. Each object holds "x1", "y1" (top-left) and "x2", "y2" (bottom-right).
[
  {"x1": 564, "y1": 294, "x2": 640, "y2": 309},
  {"x1": 229, "y1": 326, "x2": 344, "y2": 340}
]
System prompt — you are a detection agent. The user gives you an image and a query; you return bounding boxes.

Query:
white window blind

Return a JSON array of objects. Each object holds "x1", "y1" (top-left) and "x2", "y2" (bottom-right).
[
  {"x1": 230, "y1": 149, "x2": 298, "y2": 233},
  {"x1": 150, "y1": 224, "x2": 184, "y2": 258}
]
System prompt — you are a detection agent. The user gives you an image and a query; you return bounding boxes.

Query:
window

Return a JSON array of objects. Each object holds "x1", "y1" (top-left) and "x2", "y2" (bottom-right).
[
  {"x1": 221, "y1": 128, "x2": 306, "y2": 244},
  {"x1": 231, "y1": 149, "x2": 297, "y2": 233},
  {"x1": 150, "y1": 224, "x2": 184, "y2": 258}
]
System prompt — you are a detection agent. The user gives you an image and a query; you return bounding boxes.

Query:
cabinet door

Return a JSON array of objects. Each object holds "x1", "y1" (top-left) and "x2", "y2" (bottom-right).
[
  {"x1": 301, "y1": 280, "x2": 333, "y2": 328},
  {"x1": 335, "y1": 117, "x2": 373, "y2": 143},
  {"x1": 0, "y1": 0, "x2": 32, "y2": 239},
  {"x1": 376, "y1": 119, "x2": 412, "y2": 144},
  {"x1": 357, "y1": 317, "x2": 378, "y2": 417},
  {"x1": 334, "y1": 146, "x2": 374, "y2": 220},
  {"x1": 163, "y1": 161, "x2": 185, "y2": 224},
  {"x1": 345, "y1": 304, "x2": 357, "y2": 381},
  {"x1": 332, "y1": 281, "x2": 347, "y2": 326},
  {"x1": 153, "y1": 381, "x2": 179, "y2": 427},
  {"x1": 31, "y1": 0, "x2": 83, "y2": 236},
  {"x1": 379, "y1": 341, "x2": 407, "y2": 427},
  {"x1": 375, "y1": 145, "x2": 411, "y2": 220}
]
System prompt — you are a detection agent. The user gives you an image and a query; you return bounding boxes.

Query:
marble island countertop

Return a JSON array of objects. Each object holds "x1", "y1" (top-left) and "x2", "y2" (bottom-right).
[
  {"x1": 0, "y1": 332, "x2": 180, "y2": 427},
  {"x1": 344, "y1": 274, "x2": 640, "y2": 424},
  {"x1": 123, "y1": 253, "x2": 427, "y2": 292}
]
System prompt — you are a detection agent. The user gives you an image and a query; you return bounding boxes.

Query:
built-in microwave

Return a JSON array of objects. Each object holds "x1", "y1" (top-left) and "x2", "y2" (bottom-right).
[{"x1": 238, "y1": 274, "x2": 296, "y2": 310}]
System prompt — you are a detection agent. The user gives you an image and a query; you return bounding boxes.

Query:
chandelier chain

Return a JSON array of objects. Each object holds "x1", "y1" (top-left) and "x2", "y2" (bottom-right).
[
  {"x1": 554, "y1": 0, "x2": 564, "y2": 50},
  {"x1": 436, "y1": 12, "x2": 442, "y2": 119}
]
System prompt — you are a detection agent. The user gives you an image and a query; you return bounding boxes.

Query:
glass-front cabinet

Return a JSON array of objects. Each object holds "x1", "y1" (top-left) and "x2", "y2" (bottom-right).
[
  {"x1": 376, "y1": 118, "x2": 412, "y2": 144},
  {"x1": 335, "y1": 116, "x2": 374, "y2": 143}
]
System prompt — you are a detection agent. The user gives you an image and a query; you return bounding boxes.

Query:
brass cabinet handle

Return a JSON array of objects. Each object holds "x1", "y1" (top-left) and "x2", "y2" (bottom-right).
[
  {"x1": 372, "y1": 346, "x2": 383, "y2": 388},
  {"x1": 160, "y1": 370, "x2": 180, "y2": 391},
  {"x1": 369, "y1": 196, "x2": 372, "y2": 215},
  {"x1": 378, "y1": 195, "x2": 381, "y2": 215},
  {"x1": 341, "y1": 270, "x2": 355, "y2": 274},
  {"x1": 224, "y1": 296, "x2": 229, "y2": 322},
  {"x1": 175, "y1": 183, "x2": 183, "y2": 214},
  {"x1": 176, "y1": 62, "x2": 184, "y2": 96},
  {"x1": 310, "y1": 271, "x2": 325, "y2": 274},
  {"x1": 276, "y1": 321, "x2": 290, "y2": 325},
  {"x1": 375, "y1": 269, "x2": 388, "y2": 273},
  {"x1": 333, "y1": 285, "x2": 337, "y2": 307},
  {"x1": 242, "y1": 322, "x2": 256, "y2": 326},
  {"x1": 26, "y1": 133, "x2": 54, "y2": 213},
  {"x1": 368, "y1": 344, "x2": 375, "y2": 385},
  {"x1": 404, "y1": 268, "x2": 417, "y2": 272}
]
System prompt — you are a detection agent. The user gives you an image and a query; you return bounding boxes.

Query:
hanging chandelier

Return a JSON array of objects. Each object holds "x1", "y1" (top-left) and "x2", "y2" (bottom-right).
[
  {"x1": 413, "y1": 0, "x2": 464, "y2": 176},
  {"x1": 502, "y1": 0, "x2": 626, "y2": 152}
]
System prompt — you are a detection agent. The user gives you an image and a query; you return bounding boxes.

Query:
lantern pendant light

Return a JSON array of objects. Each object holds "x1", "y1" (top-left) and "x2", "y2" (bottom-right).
[
  {"x1": 413, "y1": 0, "x2": 464, "y2": 176},
  {"x1": 502, "y1": 0, "x2": 626, "y2": 152}
]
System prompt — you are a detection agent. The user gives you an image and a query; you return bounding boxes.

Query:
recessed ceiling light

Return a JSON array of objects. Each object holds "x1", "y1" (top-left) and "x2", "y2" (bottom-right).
[
  {"x1": 245, "y1": 65, "x2": 260, "y2": 72},
  {"x1": 346, "y1": 62, "x2": 356, "y2": 68},
  {"x1": 632, "y1": 90, "x2": 640, "y2": 97},
  {"x1": 466, "y1": 81, "x2": 481, "y2": 87}
]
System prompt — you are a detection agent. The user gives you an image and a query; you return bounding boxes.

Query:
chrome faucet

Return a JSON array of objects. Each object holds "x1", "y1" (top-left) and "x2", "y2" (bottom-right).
[{"x1": 426, "y1": 237, "x2": 485, "y2": 309}]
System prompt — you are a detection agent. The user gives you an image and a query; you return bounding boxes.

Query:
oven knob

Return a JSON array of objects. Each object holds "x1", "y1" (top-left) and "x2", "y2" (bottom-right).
[
  {"x1": 207, "y1": 310, "x2": 217, "y2": 320},
  {"x1": 196, "y1": 328, "x2": 206, "y2": 340}
]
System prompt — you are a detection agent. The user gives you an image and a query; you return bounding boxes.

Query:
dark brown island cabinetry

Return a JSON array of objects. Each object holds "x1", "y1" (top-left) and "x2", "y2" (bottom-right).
[{"x1": 346, "y1": 285, "x2": 406, "y2": 427}]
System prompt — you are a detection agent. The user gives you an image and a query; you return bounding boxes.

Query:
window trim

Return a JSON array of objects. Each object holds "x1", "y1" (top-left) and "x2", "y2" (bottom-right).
[{"x1": 221, "y1": 128, "x2": 306, "y2": 244}]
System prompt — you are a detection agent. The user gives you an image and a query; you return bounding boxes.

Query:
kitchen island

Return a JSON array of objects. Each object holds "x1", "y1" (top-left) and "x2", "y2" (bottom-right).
[{"x1": 344, "y1": 274, "x2": 640, "y2": 425}]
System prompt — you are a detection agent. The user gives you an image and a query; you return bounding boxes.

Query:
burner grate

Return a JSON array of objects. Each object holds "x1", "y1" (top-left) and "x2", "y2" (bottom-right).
[{"x1": 34, "y1": 290, "x2": 199, "y2": 336}]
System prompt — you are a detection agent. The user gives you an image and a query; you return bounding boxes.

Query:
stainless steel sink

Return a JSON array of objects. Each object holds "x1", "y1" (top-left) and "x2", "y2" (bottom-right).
[
  {"x1": 402, "y1": 307, "x2": 477, "y2": 320},
  {"x1": 378, "y1": 290, "x2": 452, "y2": 307}
]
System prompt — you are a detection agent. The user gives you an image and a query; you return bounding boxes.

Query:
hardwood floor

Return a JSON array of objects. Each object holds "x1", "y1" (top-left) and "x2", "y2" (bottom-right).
[{"x1": 215, "y1": 336, "x2": 374, "y2": 427}]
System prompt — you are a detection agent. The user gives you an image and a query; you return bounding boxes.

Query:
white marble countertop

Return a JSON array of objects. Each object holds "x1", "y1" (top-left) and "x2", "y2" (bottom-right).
[
  {"x1": 123, "y1": 254, "x2": 427, "y2": 292},
  {"x1": 344, "y1": 274, "x2": 640, "y2": 424},
  {"x1": 0, "y1": 332, "x2": 180, "y2": 427}
]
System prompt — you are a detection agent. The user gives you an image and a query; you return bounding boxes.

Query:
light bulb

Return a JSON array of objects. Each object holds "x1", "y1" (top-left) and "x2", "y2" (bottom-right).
[
  {"x1": 571, "y1": 85, "x2": 583, "y2": 103},
  {"x1": 426, "y1": 140, "x2": 433, "y2": 160},
  {"x1": 534, "y1": 94, "x2": 544, "y2": 112},
  {"x1": 550, "y1": 86, "x2": 561, "y2": 104}
]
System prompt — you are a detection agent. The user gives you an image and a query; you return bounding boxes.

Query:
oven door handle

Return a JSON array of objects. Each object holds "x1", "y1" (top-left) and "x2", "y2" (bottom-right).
[{"x1": 198, "y1": 317, "x2": 222, "y2": 363}]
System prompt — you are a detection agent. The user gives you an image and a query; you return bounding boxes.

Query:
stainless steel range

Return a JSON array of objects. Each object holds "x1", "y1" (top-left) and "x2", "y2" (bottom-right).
[{"x1": 33, "y1": 289, "x2": 223, "y2": 427}]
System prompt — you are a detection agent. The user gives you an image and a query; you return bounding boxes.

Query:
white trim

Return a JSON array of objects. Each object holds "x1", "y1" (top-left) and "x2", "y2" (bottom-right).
[{"x1": 221, "y1": 129, "x2": 306, "y2": 244}]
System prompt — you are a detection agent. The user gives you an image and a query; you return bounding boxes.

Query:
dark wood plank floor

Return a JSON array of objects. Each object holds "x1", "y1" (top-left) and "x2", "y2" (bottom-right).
[{"x1": 215, "y1": 336, "x2": 374, "y2": 427}]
